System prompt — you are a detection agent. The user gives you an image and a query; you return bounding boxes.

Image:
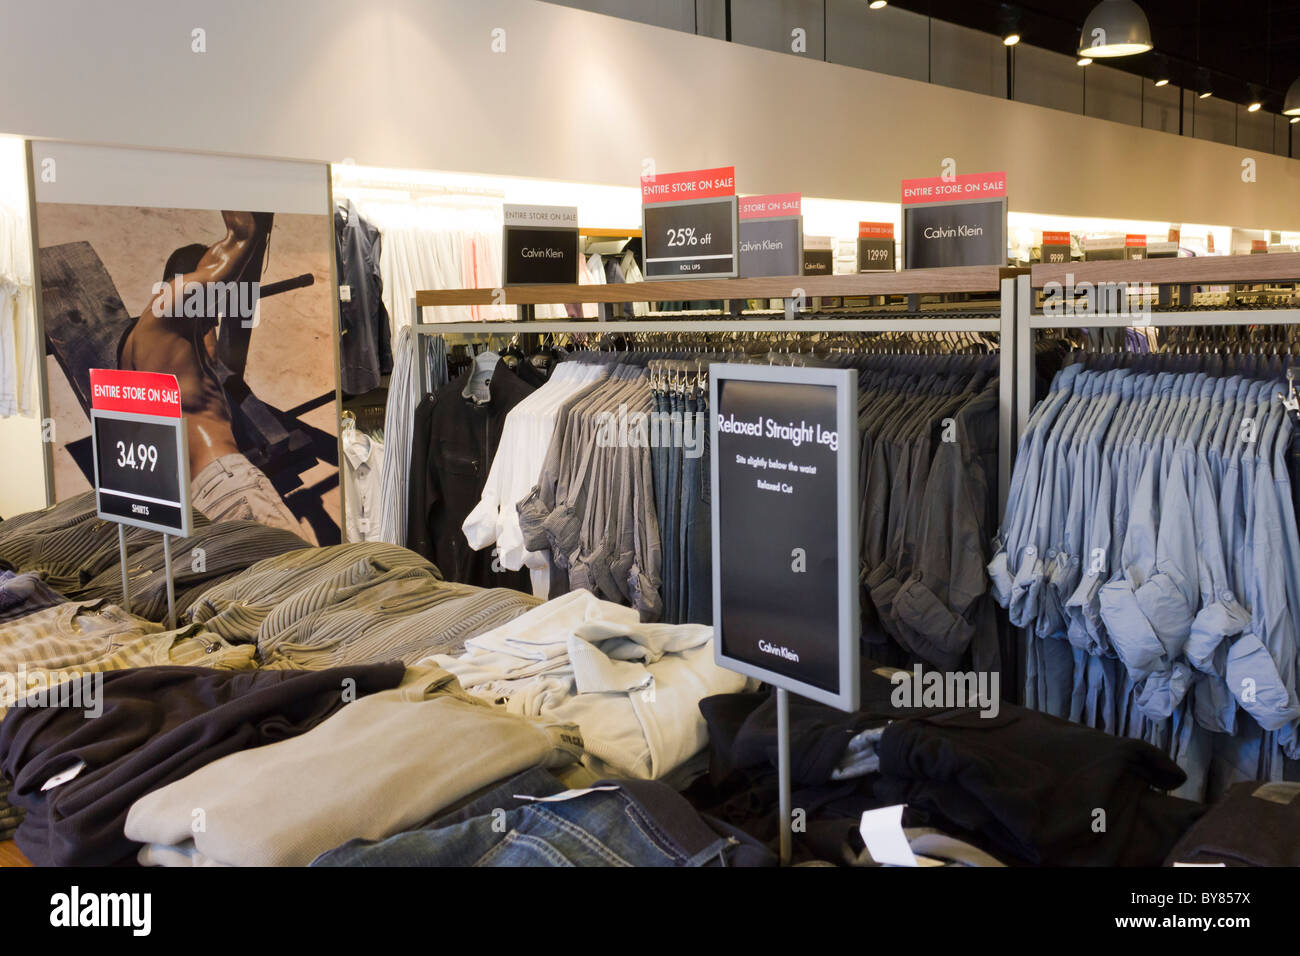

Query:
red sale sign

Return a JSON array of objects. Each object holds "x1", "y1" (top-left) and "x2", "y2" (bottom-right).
[
  {"x1": 641, "y1": 166, "x2": 736, "y2": 204},
  {"x1": 89, "y1": 369, "x2": 182, "y2": 418},
  {"x1": 739, "y1": 193, "x2": 801, "y2": 219},
  {"x1": 901, "y1": 171, "x2": 1007, "y2": 205},
  {"x1": 859, "y1": 222, "x2": 895, "y2": 239},
  {"x1": 1042, "y1": 231, "x2": 1071, "y2": 245}
]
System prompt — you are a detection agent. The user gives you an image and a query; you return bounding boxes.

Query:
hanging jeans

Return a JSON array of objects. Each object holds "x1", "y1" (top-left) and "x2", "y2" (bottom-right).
[{"x1": 680, "y1": 389, "x2": 713, "y2": 625}]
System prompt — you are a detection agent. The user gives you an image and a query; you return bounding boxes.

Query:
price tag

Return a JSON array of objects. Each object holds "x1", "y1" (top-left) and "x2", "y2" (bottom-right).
[
  {"x1": 858, "y1": 223, "x2": 896, "y2": 273},
  {"x1": 42, "y1": 759, "x2": 87, "y2": 792},
  {"x1": 1040, "y1": 231, "x2": 1070, "y2": 265},
  {"x1": 89, "y1": 368, "x2": 192, "y2": 537}
]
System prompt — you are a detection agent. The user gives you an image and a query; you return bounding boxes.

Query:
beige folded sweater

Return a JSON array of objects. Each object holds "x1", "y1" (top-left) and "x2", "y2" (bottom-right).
[{"x1": 124, "y1": 667, "x2": 582, "y2": 866}]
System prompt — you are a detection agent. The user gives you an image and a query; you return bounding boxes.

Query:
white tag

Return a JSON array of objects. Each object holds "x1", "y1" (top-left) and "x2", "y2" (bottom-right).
[
  {"x1": 859, "y1": 804, "x2": 917, "y2": 867},
  {"x1": 339, "y1": 284, "x2": 351, "y2": 302},
  {"x1": 42, "y1": 759, "x2": 86, "y2": 792},
  {"x1": 358, "y1": 517, "x2": 370, "y2": 534},
  {"x1": 513, "y1": 786, "x2": 621, "y2": 803}
]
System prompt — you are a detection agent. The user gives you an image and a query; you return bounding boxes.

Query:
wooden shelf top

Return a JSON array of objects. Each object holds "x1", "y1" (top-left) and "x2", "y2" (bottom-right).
[
  {"x1": 416, "y1": 266, "x2": 1024, "y2": 307},
  {"x1": 1031, "y1": 252, "x2": 1300, "y2": 288}
]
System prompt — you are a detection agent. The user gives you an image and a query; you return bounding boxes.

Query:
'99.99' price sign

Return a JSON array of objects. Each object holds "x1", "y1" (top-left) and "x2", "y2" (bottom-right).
[
  {"x1": 89, "y1": 368, "x2": 192, "y2": 537},
  {"x1": 641, "y1": 166, "x2": 738, "y2": 279}
]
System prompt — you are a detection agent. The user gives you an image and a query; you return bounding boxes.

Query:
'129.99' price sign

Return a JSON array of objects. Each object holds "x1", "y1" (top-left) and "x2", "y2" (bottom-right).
[
  {"x1": 89, "y1": 368, "x2": 192, "y2": 537},
  {"x1": 641, "y1": 166, "x2": 738, "y2": 279}
]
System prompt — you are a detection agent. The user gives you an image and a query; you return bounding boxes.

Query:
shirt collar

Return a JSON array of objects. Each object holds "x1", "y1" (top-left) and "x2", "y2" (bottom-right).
[
  {"x1": 342, "y1": 428, "x2": 374, "y2": 468},
  {"x1": 461, "y1": 355, "x2": 506, "y2": 405}
]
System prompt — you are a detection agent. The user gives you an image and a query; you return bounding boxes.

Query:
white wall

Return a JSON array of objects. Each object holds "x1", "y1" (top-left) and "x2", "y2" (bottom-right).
[
  {"x1": 0, "y1": 138, "x2": 47, "y2": 517},
  {"x1": 1, "y1": 0, "x2": 1298, "y2": 229}
]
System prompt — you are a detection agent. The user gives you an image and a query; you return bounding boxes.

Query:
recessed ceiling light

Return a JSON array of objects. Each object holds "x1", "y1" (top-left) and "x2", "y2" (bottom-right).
[
  {"x1": 1004, "y1": 33, "x2": 1021, "y2": 46},
  {"x1": 1248, "y1": 102, "x2": 1262, "y2": 112},
  {"x1": 1199, "y1": 91, "x2": 1213, "y2": 99},
  {"x1": 1291, "y1": 116, "x2": 1300, "y2": 124},
  {"x1": 869, "y1": 0, "x2": 887, "y2": 8},
  {"x1": 1154, "y1": 78, "x2": 1169, "y2": 87},
  {"x1": 1078, "y1": 57, "x2": 1093, "y2": 66}
]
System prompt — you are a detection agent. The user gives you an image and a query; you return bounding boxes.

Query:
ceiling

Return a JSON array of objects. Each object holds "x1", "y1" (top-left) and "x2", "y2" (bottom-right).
[{"x1": 887, "y1": 0, "x2": 1300, "y2": 108}]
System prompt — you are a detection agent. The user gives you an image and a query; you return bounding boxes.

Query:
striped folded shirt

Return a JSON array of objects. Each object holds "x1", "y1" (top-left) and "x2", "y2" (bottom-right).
[
  {"x1": 187, "y1": 542, "x2": 441, "y2": 645},
  {"x1": 258, "y1": 576, "x2": 541, "y2": 670},
  {"x1": 0, "y1": 492, "x2": 209, "y2": 592},
  {"x1": 0, "y1": 600, "x2": 256, "y2": 720},
  {"x1": 69, "y1": 520, "x2": 308, "y2": 622}
]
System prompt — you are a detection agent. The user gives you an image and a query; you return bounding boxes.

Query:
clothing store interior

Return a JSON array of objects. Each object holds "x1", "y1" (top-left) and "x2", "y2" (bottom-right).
[{"x1": 5, "y1": 0, "x2": 1300, "y2": 885}]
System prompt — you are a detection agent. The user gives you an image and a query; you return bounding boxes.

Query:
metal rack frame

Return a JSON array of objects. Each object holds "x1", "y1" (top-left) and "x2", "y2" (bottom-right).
[
  {"x1": 1014, "y1": 260, "x2": 1300, "y2": 439},
  {"x1": 409, "y1": 274, "x2": 1020, "y2": 514}
]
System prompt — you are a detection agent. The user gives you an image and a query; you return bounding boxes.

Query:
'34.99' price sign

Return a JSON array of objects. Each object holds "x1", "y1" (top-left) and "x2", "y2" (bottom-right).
[{"x1": 89, "y1": 368, "x2": 192, "y2": 537}]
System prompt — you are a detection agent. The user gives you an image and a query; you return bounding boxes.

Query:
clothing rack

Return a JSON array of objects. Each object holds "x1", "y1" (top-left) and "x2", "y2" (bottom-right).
[
  {"x1": 409, "y1": 269, "x2": 1023, "y2": 514},
  {"x1": 1015, "y1": 253, "x2": 1300, "y2": 438}
]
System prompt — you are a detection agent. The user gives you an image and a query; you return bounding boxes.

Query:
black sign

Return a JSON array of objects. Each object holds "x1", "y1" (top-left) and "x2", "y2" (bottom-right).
[
  {"x1": 642, "y1": 198, "x2": 738, "y2": 279},
  {"x1": 738, "y1": 217, "x2": 802, "y2": 278},
  {"x1": 903, "y1": 198, "x2": 1007, "y2": 269},
  {"x1": 1084, "y1": 244, "x2": 1125, "y2": 262},
  {"x1": 1040, "y1": 244, "x2": 1070, "y2": 265},
  {"x1": 857, "y1": 238, "x2": 895, "y2": 272},
  {"x1": 710, "y1": 365, "x2": 859, "y2": 711},
  {"x1": 803, "y1": 249, "x2": 833, "y2": 275},
  {"x1": 92, "y1": 412, "x2": 190, "y2": 536},
  {"x1": 502, "y1": 226, "x2": 579, "y2": 285}
]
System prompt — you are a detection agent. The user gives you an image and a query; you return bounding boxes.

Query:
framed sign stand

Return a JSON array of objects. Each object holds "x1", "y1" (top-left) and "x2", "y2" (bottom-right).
[{"x1": 89, "y1": 368, "x2": 192, "y2": 630}]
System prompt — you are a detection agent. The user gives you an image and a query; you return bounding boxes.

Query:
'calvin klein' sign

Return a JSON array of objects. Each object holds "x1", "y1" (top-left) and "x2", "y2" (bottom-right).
[{"x1": 502, "y1": 205, "x2": 579, "y2": 285}]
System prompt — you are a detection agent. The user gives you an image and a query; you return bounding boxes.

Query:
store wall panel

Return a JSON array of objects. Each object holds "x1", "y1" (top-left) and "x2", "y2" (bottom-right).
[
  {"x1": 1084, "y1": 64, "x2": 1142, "y2": 128},
  {"x1": 2, "y1": 0, "x2": 1299, "y2": 229},
  {"x1": 1013, "y1": 44, "x2": 1082, "y2": 115},
  {"x1": 1275, "y1": 116, "x2": 1294, "y2": 158},
  {"x1": 540, "y1": 0, "x2": 698, "y2": 33},
  {"x1": 929, "y1": 19, "x2": 1005, "y2": 99},
  {"x1": 824, "y1": 0, "x2": 928, "y2": 81},
  {"x1": 711, "y1": 0, "x2": 827, "y2": 60},
  {"x1": 1142, "y1": 81, "x2": 1181, "y2": 134},
  {"x1": 1192, "y1": 96, "x2": 1237, "y2": 146},
  {"x1": 1237, "y1": 107, "x2": 1274, "y2": 154}
]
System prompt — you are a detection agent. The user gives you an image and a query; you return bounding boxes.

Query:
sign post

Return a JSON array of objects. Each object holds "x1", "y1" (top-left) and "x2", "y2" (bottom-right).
[
  {"x1": 501, "y1": 204, "x2": 580, "y2": 286},
  {"x1": 640, "y1": 166, "x2": 738, "y2": 279},
  {"x1": 737, "y1": 193, "x2": 802, "y2": 278},
  {"x1": 89, "y1": 368, "x2": 191, "y2": 628},
  {"x1": 710, "y1": 364, "x2": 860, "y2": 864},
  {"x1": 901, "y1": 171, "x2": 1007, "y2": 269}
]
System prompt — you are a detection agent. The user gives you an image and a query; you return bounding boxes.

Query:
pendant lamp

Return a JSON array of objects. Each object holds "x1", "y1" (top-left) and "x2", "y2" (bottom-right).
[{"x1": 1078, "y1": 0, "x2": 1153, "y2": 58}]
